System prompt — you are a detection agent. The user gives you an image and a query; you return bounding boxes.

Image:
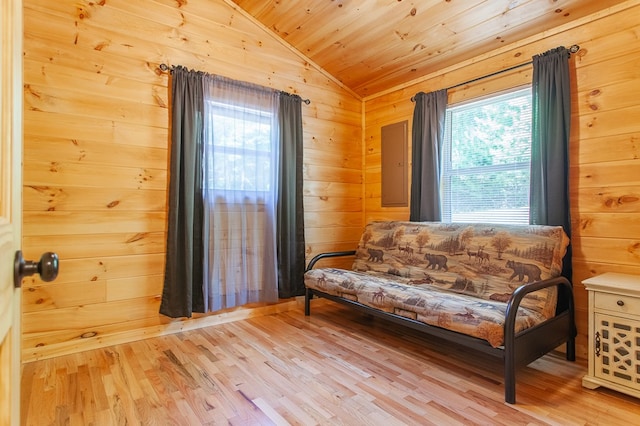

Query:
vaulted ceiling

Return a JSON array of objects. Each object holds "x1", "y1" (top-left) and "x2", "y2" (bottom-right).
[{"x1": 230, "y1": 0, "x2": 628, "y2": 97}]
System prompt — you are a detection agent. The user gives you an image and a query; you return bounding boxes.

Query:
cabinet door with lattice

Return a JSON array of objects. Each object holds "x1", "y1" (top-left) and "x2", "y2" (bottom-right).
[{"x1": 593, "y1": 312, "x2": 640, "y2": 390}]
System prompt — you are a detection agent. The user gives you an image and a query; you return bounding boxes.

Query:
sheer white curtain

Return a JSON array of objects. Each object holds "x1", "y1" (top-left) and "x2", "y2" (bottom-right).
[{"x1": 202, "y1": 74, "x2": 280, "y2": 311}]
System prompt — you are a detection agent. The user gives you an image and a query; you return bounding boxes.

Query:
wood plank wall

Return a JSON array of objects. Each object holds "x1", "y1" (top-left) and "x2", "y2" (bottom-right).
[
  {"x1": 364, "y1": 3, "x2": 640, "y2": 359},
  {"x1": 21, "y1": 0, "x2": 363, "y2": 361}
]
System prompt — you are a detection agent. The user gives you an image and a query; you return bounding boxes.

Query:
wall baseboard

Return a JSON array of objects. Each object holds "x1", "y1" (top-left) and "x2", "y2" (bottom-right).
[{"x1": 22, "y1": 299, "x2": 303, "y2": 363}]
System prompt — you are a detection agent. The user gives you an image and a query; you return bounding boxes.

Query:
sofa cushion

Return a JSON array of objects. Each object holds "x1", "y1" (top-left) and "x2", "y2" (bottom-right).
[
  {"x1": 351, "y1": 221, "x2": 569, "y2": 320},
  {"x1": 305, "y1": 267, "x2": 548, "y2": 347}
]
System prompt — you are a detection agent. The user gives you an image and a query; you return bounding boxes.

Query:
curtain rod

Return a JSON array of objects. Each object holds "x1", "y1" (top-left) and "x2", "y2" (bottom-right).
[
  {"x1": 411, "y1": 44, "x2": 580, "y2": 102},
  {"x1": 159, "y1": 63, "x2": 311, "y2": 105}
]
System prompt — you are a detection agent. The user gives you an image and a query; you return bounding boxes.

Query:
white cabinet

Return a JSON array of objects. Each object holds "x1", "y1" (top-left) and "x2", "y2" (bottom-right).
[{"x1": 582, "y1": 273, "x2": 640, "y2": 399}]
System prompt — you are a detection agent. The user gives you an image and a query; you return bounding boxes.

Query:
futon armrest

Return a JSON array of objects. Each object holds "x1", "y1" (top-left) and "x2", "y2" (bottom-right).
[
  {"x1": 305, "y1": 250, "x2": 357, "y2": 272},
  {"x1": 504, "y1": 276, "x2": 575, "y2": 338}
]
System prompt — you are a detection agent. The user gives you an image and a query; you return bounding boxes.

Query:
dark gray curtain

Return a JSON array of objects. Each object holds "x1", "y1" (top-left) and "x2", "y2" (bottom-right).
[
  {"x1": 277, "y1": 93, "x2": 306, "y2": 298},
  {"x1": 160, "y1": 67, "x2": 205, "y2": 318},
  {"x1": 530, "y1": 46, "x2": 572, "y2": 280},
  {"x1": 409, "y1": 89, "x2": 448, "y2": 221}
]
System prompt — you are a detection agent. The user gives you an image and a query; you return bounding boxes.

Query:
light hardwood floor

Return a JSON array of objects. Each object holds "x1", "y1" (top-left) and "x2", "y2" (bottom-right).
[{"x1": 21, "y1": 301, "x2": 640, "y2": 425}]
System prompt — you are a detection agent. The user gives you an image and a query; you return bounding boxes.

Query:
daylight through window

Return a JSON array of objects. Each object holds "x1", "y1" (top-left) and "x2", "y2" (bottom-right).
[
  {"x1": 442, "y1": 87, "x2": 532, "y2": 225},
  {"x1": 205, "y1": 100, "x2": 274, "y2": 195}
]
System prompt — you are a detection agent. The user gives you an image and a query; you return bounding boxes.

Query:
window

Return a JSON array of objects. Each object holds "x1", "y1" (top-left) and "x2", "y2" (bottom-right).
[
  {"x1": 205, "y1": 100, "x2": 276, "y2": 196},
  {"x1": 442, "y1": 87, "x2": 532, "y2": 224},
  {"x1": 201, "y1": 79, "x2": 280, "y2": 312}
]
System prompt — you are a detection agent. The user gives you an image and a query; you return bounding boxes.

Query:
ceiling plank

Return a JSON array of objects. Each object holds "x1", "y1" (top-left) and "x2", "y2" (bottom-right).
[{"x1": 230, "y1": 0, "x2": 634, "y2": 96}]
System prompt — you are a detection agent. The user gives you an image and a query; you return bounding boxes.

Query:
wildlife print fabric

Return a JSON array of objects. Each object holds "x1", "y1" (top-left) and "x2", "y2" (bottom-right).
[{"x1": 304, "y1": 221, "x2": 569, "y2": 347}]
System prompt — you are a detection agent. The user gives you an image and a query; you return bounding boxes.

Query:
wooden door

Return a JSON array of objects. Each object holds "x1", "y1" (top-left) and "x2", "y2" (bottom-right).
[{"x1": 1, "y1": 0, "x2": 23, "y2": 424}]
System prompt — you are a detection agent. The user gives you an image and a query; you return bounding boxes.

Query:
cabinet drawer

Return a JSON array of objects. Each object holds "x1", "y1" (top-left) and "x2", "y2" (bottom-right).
[{"x1": 594, "y1": 292, "x2": 640, "y2": 314}]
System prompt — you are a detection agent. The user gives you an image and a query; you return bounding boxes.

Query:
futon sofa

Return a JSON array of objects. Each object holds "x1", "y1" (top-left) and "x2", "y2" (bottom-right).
[{"x1": 304, "y1": 221, "x2": 576, "y2": 404}]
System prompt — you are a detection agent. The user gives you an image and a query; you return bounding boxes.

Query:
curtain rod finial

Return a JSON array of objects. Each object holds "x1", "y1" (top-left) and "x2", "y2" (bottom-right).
[{"x1": 569, "y1": 44, "x2": 580, "y2": 54}]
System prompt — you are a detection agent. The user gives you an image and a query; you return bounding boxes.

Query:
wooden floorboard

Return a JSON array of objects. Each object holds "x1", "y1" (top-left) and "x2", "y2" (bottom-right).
[{"x1": 21, "y1": 301, "x2": 640, "y2": 425}]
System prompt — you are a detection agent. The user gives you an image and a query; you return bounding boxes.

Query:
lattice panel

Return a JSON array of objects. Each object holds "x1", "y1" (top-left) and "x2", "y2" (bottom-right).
[{"x1": 594, "y1": 313, "x2": 640, "y2": 389}]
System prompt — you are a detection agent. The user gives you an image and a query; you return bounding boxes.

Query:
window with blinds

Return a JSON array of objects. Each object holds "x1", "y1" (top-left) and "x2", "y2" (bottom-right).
[
  {"x1": 205, "y1": 100, "x2": 275, "y2": 194},
  {"x1": 442, "y1": 87, "x2": 532, "y2": 225}
]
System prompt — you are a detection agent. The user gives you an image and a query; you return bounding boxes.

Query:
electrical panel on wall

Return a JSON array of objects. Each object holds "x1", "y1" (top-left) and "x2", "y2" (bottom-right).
[{"x1": 381, "y1": 121, "x2": 408, "y2": 207}]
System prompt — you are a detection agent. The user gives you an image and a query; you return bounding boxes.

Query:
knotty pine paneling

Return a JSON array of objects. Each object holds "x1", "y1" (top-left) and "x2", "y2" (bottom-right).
[
  {"x1": 24, "y1": 254, "x2": 166, "y2": 286},
  {"x1": 572, "y1": 133, "x2": 640, "y2": 165},
  {"x1": 24, "y1": 161, "x2": 167, "y2": 191},
  {"x1": 23, "y1": 186, "x2": 168, "y2": 212},
  {"x1": 23, "y1": 136, "x2": 169, "y2": 170},
  {"x1": 22, "y1": 233, "x2": 166, "y2": 260},
  {"x1": 364, "y1": 3, "x2": 640, "y2": 359},
  {"x1": 24, "y1": 111, "x2": 170, "y2": 149},
  {"x1": 22, "y1": 0, "x2": 363, "y2": 361},
  {"x1": 572, "y1": 186, "x2": 640, "y2": 213}
]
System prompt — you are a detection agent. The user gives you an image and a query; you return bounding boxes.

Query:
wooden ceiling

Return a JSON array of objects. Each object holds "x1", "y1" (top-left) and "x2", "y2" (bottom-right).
[{"x1": 230, "y1": 0, "x2": 628, "y2": 97}]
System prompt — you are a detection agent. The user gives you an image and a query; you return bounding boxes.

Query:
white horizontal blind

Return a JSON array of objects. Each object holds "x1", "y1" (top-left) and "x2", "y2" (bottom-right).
[{"x1": 442, "y1": 88, "x2": 532, "y2": 225}]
